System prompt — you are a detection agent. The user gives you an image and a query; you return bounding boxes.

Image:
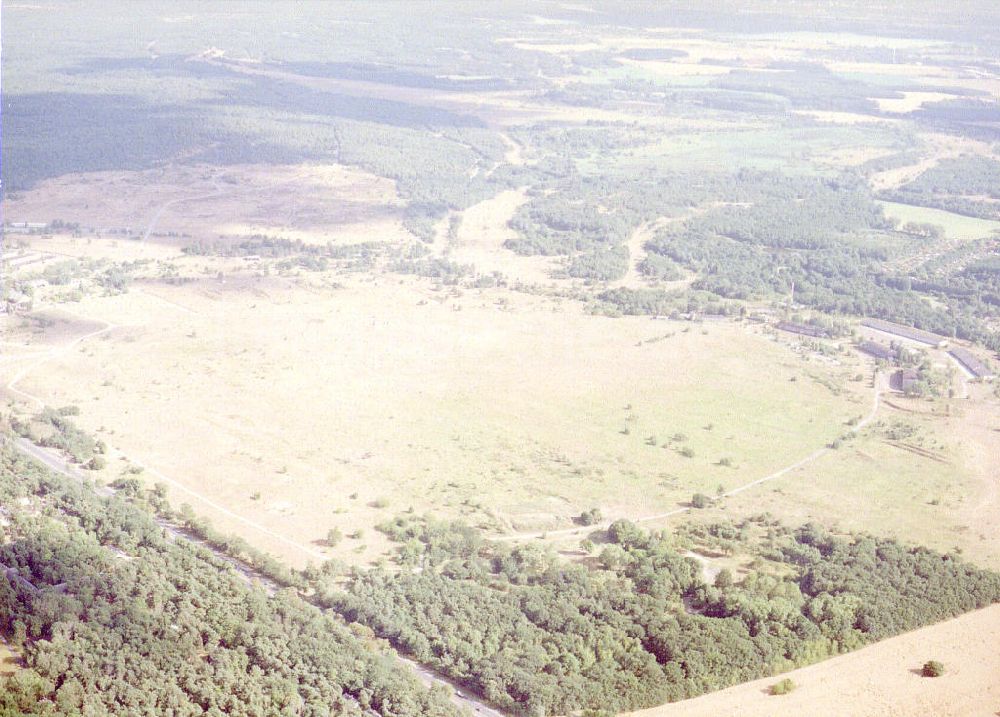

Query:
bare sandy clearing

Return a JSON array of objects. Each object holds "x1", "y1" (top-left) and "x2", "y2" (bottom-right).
[
  {"x1": 814, "y1": 145, "x2": 899, "y2": 167},
  {"x1": 825, "y1": 60, "x2": 956, "y2": 78},
  {"x1": 1, "y1": 163, "x2": 408, "y2": 246},
  {"x1": 448, "y1": 188, "x2": 559, "y2": 284},
  {"x1": 0, "y1": 638, "x2": 21, "y2": 677},
  {"x1": 867, "y1": 133, "x2": 995, "y2": 191},
  {"x1": 628, "y1": 604, "x2": 1000, "y2": 717},
  {"x1": 207, "y1": 56, "x2": 651, "y2": 126},
  {"x1": 875, "y1": 91, "x2": 957, "y2": 113},
  {"x1": 611, "y1": 215, "x2": 689, "y2": 290},
  {"x1": 793, "y1": 110, "x2": 896, "y2": 125},
  {"x1": 615, "y1": 58, "x2": 732, "y2": 77},
  {"x1": 509, "y1": 41, "x2": 604, "y2": 54}
]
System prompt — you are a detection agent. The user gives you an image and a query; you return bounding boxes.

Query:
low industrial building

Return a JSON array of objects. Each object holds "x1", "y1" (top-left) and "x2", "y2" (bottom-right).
[
  {"x1": 859, "y1": 340, "x2": 897, "y2": 361},
  {"x1": 861, "y1": 318, "x2": 948, "y2": 348},
  {"x1": 948, "y1": 346, "x2": 996, "y2": 381},
  {"x1": 777, "y1": 321, "x2": 830, "y2": 338}
]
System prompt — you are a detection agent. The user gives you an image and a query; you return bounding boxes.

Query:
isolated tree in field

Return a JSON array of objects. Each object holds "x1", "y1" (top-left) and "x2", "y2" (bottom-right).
[
  {"x1": 578, "y1": 507, "x2": 603, "y2": 526},
  {"x1": 326, "y1": 528, "x2": 342, "y2": 547},
  {"x1": 922, "y1": 660, "x2": 945, "y2": 677},
  {"x1": 691, "y1": 492, "x2": 710, "y2": 509},
  {"x1": 770, "y1": 678, "x2": 796, "y2": 695}
]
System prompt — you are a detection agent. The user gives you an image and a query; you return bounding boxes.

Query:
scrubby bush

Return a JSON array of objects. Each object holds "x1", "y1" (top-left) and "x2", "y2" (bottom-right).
[
  {"x1": 922, "y1": 660, "x2": 945, "y2": 677},
  {"x1": 770, "y1": 678, "x2": 796, "y2": 695}
]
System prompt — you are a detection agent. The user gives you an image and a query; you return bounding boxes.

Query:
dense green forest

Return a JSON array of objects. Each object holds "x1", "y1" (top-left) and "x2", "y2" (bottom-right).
[
  {"x1": 329, "y1": 514, "x2": 1000, "y2": 715},
  {"x1": 0, "y1": 442, "x2": 463, "y2": 717}
]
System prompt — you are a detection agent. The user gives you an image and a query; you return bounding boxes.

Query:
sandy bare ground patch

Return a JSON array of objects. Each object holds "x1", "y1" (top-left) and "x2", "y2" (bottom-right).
[
  {"x1": 868, "y1": 133, "x2": 996, "y2": 191},
  {"x1": 10, "y1": 233, "x2": 181, "y2": 264},
  {"x1": 793, "y1": 110, "x2": 898, "y2": 125},
  {"x1": 0, "y1": 637, "x2": 21, "y2": 677},
  {"x1": 615, "y1": 58, "x2": 732, "y2": 77},
  {"x1": 1, "y1": 163, "x2": 409, "y2": 246},
  {"x1": 498, "y1": 132, "x2": 526, "y2": 166},
  {"x1": 448, "y1": 188, "x2": 559, "y2": 284},
  {"x1": 941, "y1": 391, "x2": 1000, "y2": 559},
  {"x1": 825, "y1": 60, "x2": 956, "y2": 78},
  {"x1": 627, "y1": 604, "x2": 1000, "y2": 717},
  {"x1": 875, "y1": 91, "x2": 957, "y2": 113},
  {"x1": 2, "y1": 311, "x2": 108, "y2": 348},
  {"x1": 610, "y1": 215, "x2": 689, "y2": 290},
  {"x1": 508, "y1": 41, "x2": 604, "y2": 54},
  {"x1": 814, "y1": 145, "x2": 899, "y2": 167}
]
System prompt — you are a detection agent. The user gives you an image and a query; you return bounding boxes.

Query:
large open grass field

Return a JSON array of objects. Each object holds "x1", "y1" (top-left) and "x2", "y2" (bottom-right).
[
  {"x1": 3, "y1": 7, "x2": 999, "y2": 712},
  {"x1": 2, "y1": 240, "x2": 870, "y2": 566},
  {"x1": 717, "y1": 394, "x2": 1000, "y2": 569}
]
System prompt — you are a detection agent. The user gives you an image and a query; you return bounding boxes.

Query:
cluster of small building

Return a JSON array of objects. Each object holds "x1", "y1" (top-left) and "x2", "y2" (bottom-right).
[
  {"x1": 859, "y1": 317, "x2": 995, "y2": 382},
  {"x1": 3, "y1": 221, "x2": 49, "y2": 234}
]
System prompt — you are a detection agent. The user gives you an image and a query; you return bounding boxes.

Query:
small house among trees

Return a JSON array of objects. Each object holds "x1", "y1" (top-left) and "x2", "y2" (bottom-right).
[{"x1": 893, "y1": 368, "x2": 920, "y2": 393}]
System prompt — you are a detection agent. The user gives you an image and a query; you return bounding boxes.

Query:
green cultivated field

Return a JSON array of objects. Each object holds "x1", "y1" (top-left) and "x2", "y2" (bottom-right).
[{"x1": 878, "y1": 200, "x2": 1000, "y2": 240}]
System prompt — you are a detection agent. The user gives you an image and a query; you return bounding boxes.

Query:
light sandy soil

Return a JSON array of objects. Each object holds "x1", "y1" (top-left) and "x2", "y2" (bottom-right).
[
  {"x1": 2, "y1": 253, "x2": 866, "y2": 567},
  {"x1": 627, "y1": 604, "x2": 1000, "y2": 717},
  {"x1": 793, "y1": 110, "x2": 899, "y2": 125},
  {"x1": 825, "y1": 60, "x2": 957, "y2": 78},
  {"x1": 875, "y1": 91, "x2": 957, "y2": 113},
  {"x1": 611, "y1": 215, "x2": 690, "y2": 290},
  {"x1": 205, "y1": 56, "x2": 656, "y2": 126},
  {"x1": 614, "y1": 58, "x2": 732, "y2": 77},
  {"x1": 813, "y1": 145, "x2": 899, "y2": 167},
  {"x1": 447, "y1": 188, "x2": 559, "y2": 284},
  {"x1": 868, "y1": 133, "x2": 996, "y2": 191},
  {"x1": 940, "y1": 387, "x2": 1000, "y2": 564},
  {"x1": 1, "y1": 163, "x2": 410, "y2": 246}
]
